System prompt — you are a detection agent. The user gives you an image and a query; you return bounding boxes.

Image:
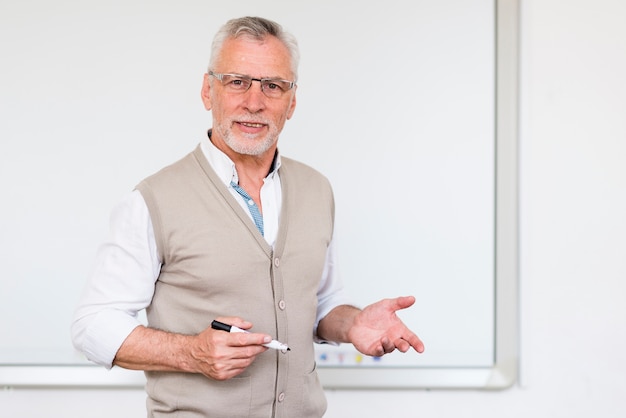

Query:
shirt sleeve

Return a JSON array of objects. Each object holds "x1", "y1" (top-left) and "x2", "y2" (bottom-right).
[
  {"x1": 71, "y1": 190, "x2": 161, "y2": 368},
  {"x1": 313, "y1": 233, "x2": 353, "y2": 344}
]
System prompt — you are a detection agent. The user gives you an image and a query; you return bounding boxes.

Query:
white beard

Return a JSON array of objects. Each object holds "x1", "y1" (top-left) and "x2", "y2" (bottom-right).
[{"x1": 216, "y1": 119, "x2": 278, "y2": 156}]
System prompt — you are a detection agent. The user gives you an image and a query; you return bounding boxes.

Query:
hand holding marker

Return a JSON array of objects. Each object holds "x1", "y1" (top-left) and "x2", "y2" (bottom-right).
[{"x1": 211, "y1": 320, "x2": 291, "y2": 351}]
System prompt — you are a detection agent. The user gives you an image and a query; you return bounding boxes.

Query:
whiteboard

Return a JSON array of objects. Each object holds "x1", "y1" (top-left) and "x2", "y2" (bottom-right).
[{"x1": 0, "y1": 0, "x2": 518, "y2": 389}]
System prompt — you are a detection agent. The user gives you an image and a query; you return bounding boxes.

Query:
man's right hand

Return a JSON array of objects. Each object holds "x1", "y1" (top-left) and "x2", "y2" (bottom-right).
[
  {"x1": 112, "y1": 317, "x2": 270, "y2": 380},
  {"x1": 190, "y1": 317, "x2": 271, "y2": 380}
]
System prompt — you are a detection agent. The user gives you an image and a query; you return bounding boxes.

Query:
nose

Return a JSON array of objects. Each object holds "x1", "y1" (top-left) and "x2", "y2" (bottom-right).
[{"x1": 241, "y1": 80, "x2": 266, "y2": 113}]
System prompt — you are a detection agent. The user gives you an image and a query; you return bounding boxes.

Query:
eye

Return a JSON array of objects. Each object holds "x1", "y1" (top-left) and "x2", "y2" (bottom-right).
[
  {"x1": 264, "y1": 80, "x2": 291, "y2": 93},
  {"x1": 224, "y1": 75, "x2": 250, "y2": 90},
  {"x1": 265, "y1": 82, "x2": 282, "y2": 91}
]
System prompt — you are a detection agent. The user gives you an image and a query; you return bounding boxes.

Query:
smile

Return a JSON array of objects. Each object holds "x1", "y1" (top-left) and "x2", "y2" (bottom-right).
[{"x1": 239, "y1": 122, "x2": 265, "y2": 128}]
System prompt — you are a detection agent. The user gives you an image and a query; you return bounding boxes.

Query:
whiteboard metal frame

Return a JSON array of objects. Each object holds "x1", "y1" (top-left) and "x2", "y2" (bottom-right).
[{"x1": 0, "y1": 0, "x2": 518, "y2": 389}]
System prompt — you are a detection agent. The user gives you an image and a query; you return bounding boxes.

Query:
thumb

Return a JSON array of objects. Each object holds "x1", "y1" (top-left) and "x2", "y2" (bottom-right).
[{"x1": 390, "y1": 295, "x2": 416, "y2": 311}]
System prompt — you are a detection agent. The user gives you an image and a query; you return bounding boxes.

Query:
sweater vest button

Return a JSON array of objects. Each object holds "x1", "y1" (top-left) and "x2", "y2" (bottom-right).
[
  {"x1": 278, "y1": 392, "x2": 285, "y2": 402},
  {"x1": 273, "y1": 257, "x2": 280, "y2": 267},
  {"x1": 278, "y1": 300, "x2": 286, "y2": 310}
]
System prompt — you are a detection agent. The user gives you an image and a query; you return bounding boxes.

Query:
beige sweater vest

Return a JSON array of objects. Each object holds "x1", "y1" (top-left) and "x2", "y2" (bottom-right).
[{"x1": 135, "y1": 145, "x2": 334, "y2": 418}]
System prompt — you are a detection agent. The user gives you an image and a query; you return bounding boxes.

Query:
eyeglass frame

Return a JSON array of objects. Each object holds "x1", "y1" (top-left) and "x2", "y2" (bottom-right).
[{"x1": 208, "y1": 71, "x2": 296, "y2": 98}]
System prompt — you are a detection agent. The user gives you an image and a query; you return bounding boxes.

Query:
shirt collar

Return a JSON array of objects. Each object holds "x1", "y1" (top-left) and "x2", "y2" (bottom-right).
[{"x1": 200, "y1": 130, "x2": 281, "y2": 186}]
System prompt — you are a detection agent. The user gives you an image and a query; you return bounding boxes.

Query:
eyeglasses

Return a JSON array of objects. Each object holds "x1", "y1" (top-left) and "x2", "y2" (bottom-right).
[{"x1": 208, "y1": 71, "x2": 296, "y2": 99}]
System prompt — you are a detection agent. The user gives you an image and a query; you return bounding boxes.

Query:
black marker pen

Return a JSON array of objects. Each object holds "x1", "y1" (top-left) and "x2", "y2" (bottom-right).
[{"x1": 211, "y1": 320, "x2": 290, "y2": 351}]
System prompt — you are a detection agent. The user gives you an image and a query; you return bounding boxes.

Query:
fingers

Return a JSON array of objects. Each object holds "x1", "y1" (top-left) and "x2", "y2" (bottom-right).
[
  {"x1": 406, "y1": 333, "x2": 425, "y2": 353},
  {"x1": 209, "y1": 354, "x2": 257, "y2": 381},
  {"x1": 219, "y1": 329, "x2": 271, "y2": 349},
  {"x1": 380, "y1": 337, "x2": 395, "y2": 354},
  {"x1": 391, "y1": 330, "x2": 425, "y2": 354},
  {"x1": 215, "y1": 316, "x2": 253, "y2": 331},
  {"x1": 392, "y1": 335, "x2": 424, "y2": 353},
  {"x1": 377, "y1": 334, "x2": 424, "y2": 356},
  {"x1": 213, "y1": 317, "x2": 272, "y2": 348}
]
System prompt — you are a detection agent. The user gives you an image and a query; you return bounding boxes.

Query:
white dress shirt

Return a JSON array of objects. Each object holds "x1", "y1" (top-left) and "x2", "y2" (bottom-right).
[{"x1": 71, "y1": 135, "x2": 348, "y2": 368}]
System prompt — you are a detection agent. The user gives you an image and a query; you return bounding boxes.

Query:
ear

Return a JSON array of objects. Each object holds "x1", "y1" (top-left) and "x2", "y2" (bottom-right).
[
  {"x1": 201, "y1": 73, "x2": 212, "y2": 111},
  {"x1": 286, "y1": 86, "x2": 297, "y2": 120}
]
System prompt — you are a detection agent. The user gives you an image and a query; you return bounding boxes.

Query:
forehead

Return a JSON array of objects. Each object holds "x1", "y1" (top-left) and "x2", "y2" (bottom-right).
[{"x1": 214, "y1": 36, "x2": 293, "y2": 79}]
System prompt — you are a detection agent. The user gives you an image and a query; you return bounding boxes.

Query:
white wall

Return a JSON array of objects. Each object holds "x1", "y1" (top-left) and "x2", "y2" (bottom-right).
[{"x1": 2, "y1": 0, "x2": 625, "y2": 416}]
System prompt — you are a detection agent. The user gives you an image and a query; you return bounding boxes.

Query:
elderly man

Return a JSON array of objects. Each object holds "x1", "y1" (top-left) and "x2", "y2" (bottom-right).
[{"x1": 72, "y1": 16, "x2": 424, "y2": 418}]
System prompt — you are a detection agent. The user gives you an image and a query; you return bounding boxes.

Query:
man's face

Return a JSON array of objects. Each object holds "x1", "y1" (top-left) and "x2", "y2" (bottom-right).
[{"x1": 202, "y1": 36, "x2": 297, "y2": 158}]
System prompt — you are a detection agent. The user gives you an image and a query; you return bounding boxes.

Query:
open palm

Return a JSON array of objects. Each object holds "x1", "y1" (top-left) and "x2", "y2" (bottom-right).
[{"x1": 347, "y1": 296, "x2": 425, "y2": 357}]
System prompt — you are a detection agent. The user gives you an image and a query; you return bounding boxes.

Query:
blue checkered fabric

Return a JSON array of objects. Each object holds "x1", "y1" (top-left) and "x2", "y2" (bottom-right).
[{"x1": 230, "y1": 181, "x2": 264, "y2": 236}]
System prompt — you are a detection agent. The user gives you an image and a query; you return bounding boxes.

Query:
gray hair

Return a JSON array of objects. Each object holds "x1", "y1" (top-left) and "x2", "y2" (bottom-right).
[{"x1": 208, "y1": 16, "x2": 300, "y2": 81}]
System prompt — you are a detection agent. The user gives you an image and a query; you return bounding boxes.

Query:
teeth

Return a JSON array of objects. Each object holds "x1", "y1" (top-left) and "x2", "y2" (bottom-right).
[{"x1": 241, "y1": 122, "x2": 264, "y2": 128}]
